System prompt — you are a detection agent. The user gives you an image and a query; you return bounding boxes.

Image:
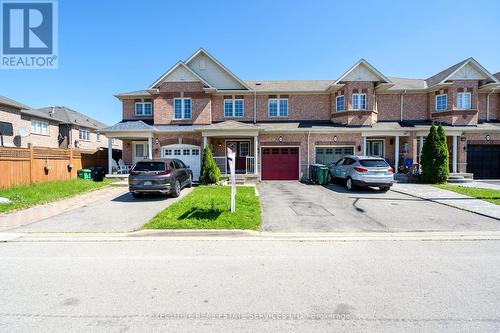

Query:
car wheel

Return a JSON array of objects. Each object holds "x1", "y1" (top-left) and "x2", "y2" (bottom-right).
[
  {"x1": 346, "y1": 177, "x2": 355, "y2": 191},
  {"x1": 186, "y1": 175, "x2": 192, "y2": 188},
  {"x1": 132, "y1": 192, "x2": 142, "y2": 198},
  {"x1": 170, "y1": 180, "x2": 181, "y2": 198},
  {"x1": 379, "y1": 186, "x2": 390, "y2": 192}
]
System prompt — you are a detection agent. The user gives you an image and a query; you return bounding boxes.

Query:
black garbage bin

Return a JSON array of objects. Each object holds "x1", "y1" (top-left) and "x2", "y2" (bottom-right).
[{"x1": 91, "y1": 166, "x2": 106, "y2": 182}]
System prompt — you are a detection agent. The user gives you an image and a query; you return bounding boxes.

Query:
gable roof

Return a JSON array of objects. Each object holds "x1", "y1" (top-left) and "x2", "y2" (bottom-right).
[
  {"x1": 24, "y1": 106, "x2": 108, "y2": 129},
  {"x1": 494, "y1": 72, "x2": 500, "y2": 81},
  {"x1": 0, "y1": 95, "x2": 31, "y2": 110},
  {"x1": 101, "y1": 120, "x2": 154, "y2": 132},
  {"x1": 203, "y1": 120, "x2": 259, "y2": 131},
  {"x1": 114, "y1": 90, "x2": 151, "y2": 98},
  {"x1": 335, "y1": 59, "x2": 391, "y2": 84},
  {"x1": 425, "y1": 57, "x2": 499, "y2": 87},
  {"x1": 149, "y1": 61, "x2": 212, "y2": 89},
  {"x1": 185, "y1": 48, "x2": 250, "y2": 90}
]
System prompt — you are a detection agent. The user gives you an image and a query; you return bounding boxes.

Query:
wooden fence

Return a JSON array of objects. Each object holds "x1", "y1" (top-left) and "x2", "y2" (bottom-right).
[{"x1": 0, "y1": 146, "x2": 83, "y2": 189}]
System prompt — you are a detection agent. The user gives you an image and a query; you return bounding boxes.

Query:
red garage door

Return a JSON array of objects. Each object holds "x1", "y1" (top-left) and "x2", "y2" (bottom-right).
[{"x1": 261, "y1": 147, "x2": 299, "y2": 180}]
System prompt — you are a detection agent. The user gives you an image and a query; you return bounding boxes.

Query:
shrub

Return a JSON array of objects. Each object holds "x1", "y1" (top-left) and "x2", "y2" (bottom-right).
[
  {"x1": 420, "y1": 123, "x2": 438, "y2": 183},
  {"x1": 199, "y1": 145, "x2": 221, "y2": 185},
  {"x1": 435, "y1": 124, "x2": 450, "y2": 183}
]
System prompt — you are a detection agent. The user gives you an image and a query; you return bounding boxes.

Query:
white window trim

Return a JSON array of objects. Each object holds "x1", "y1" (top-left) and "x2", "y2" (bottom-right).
[
  {"x1": 239, "y1": 141, "x2": 250, "y2": 156},
  {"x1": 173, "y1": 98, "x2": 192, "y2": 120},
  {"x1": 351, "y1": 93, "x2": 366, "y2": 110},
  {"x1": 223, "y1": 97, "x2": 244, "y2": 118},
  {"x1": 135, "y1": 102, "x2": 152, "y2": 116},
  {"x1": 268, "y1": 97, "x2": 289, "y2": 117},
  {"x1": 456, "y1": 92, "x2": 471, "y2": 110},
  {"x1": 30, "y1": 119, "x2": 49, "y2": 135},
  {"x1": 78, "y1": 128, "x2": 91, "y2": 141},
  {"x1": 435, "y1": 94, "x2": 448, "y2": 111},
  {"x1": 336, "y1": 95, "x2": 345, "y2": 112}
]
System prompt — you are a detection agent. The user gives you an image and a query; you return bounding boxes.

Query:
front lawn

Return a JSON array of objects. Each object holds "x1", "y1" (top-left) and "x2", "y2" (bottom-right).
[
  {"x1": 434, "y1": 184, "x2": 500, "y2": 205},
  {"x1": 0, "y1": 178, "x2": 115, "y2": 213},
  {"x1": 143, "y1": 186, "x2": 261, "y2": 230}
]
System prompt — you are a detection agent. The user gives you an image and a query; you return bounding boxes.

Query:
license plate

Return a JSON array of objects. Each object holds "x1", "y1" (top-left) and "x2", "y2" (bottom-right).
[
  {"x1": 376, "y1": 171, "x2": 384, "y2": 175},
  {"x1": 143, "y1": 181, "x2": 152, "y2": 186}
]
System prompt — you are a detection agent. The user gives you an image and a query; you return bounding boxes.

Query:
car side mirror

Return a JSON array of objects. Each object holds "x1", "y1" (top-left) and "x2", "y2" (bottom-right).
[{"x1": 187, "y1": 165, "x2": 190, "y2": 169}]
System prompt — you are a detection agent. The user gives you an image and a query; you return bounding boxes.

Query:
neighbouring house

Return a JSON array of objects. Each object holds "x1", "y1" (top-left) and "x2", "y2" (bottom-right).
[
  {"x1": 101, "y1": 48, "x2": 500, "y2": 181},
  {"x1": 0, "y1": 95, "x2": 35, "y2": 147}
]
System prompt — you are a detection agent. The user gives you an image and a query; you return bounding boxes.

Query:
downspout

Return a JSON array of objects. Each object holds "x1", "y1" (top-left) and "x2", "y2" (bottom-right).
[
  {"x1": 253, "y1": 91, "x2": 257, "y2": 124},
  {"x1": 306, "y1": 130, "x2": 311, "y2": 179},
  {"x1": 486, "y1": 89, "x2": 495, "y2": 122},
  {"x1": 400, "y1": 89, "x2": 406, "y2": 122}
]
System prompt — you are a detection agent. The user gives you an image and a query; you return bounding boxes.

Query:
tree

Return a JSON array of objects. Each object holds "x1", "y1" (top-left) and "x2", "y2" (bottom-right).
[
  {"x1": 435, "y1": 124, "x2": 450, "y2": 183},
  {"x1": 199, "y1": 145, "x2": 221, "y2": 185},
  {"x1": 420, "y1": 123, "x2": 438, "y2": 183}
]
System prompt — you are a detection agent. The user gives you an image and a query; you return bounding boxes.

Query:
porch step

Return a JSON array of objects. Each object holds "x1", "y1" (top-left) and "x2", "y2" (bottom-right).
[{"x1": 449, "y1": 172, "x2": 474, "y2": 179}]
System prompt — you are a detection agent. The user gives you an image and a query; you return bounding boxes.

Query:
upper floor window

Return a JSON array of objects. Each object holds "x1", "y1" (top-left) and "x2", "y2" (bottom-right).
[
  {"x1": 268, "y1": 98, "x2": 288, "y2": 117},
  {"x1": 224, "y1": 98, "x2": 244, "y2": 117},
  {"x1": 79, "y1": 129, "x2": 90, "y2": 141},
  {"x1": 352, "y1": 94, "x2": 366, "y2": 110},
  {"x1": 457, "y1": 92, "x2": 471, "y2": 109},
  {"x1": 135, "y1": 102, "x2": 152, "y2": 116},
  {"x1": 336, "y1": 95, "x2": 345, "y2": 112},
  {"x1": 436, "y1": 94, "x2": 447, "y2": 111},
  {"x1": 173, "y1": 98, "x2": 192, "y2": 120},
  {"x1": 31, "y1": 119, "x2": 48, "y2": 135}
]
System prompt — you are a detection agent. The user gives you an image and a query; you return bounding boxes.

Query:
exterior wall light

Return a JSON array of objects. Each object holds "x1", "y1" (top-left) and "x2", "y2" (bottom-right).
[
  {"x1": 333, "y1": 136, "x2": 338, "y2": 143},
  {"x1": 485, "y1": 134, "x2": 491, "y2": 141},
  {"x1": 278, "y1": 136, "x2": 283, "y2": 143}
]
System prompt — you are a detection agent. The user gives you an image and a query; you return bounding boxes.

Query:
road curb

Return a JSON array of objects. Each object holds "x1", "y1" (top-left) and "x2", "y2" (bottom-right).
[{"x1": 5, "y1": 230, "x2": 500, "y2": 242}]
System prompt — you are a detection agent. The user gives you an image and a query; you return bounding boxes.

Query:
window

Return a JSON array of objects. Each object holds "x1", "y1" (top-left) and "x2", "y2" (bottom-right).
[
  {"x1": 164, "y1": 149, "x2": 172, "y2": 156},
  {"x1": 174, "y1": 149, "x2": 181, "y2": 155},
  {"x1": 352, "y1": 94, "x2": 366, "y2": 110},
  {"x1": 224, "y1": 98, "x2": 244, "y2": 117},
  {"x1": 78, "y1": 129, "x2": 90, "y2": 140},
  {"x1": 240, "y1": 142, "x2": 249, "y2": 156},
  {"x1": 457, "y1": 92, "x2": 471, "y2": 109},
  {"x1": 135, "y1": 102, "x2": 152, "y2": 116},
  {"x1": 173, "y1": 98, "x2": 192, "y2": 120},
  {"x1": 192, "y1": 149, "x2": 199, "y2": 155},
  {"x1": 183, "y1": 149, "x2": 190, "y2": 155},
  {"x1": 367, "y1": 140, "x2": 384, "y2": 157},
  {"x1": 96, "y1": 134, "x2": 101, "y2": 141},
  {"x1": 268, "y1": 98, "x2": 288, "y2": 117},
  {"x1": 436, "y1": 94, "x2": 447, "y2": 111},
  {"x1": 30, "y1": 119, "x2": 48, "y2": 135},
  {"x1": 336, "y1": 95, "x2": 345, "y2": 112}
]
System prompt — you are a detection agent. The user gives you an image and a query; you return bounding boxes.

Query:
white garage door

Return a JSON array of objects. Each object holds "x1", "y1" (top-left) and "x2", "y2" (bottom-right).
[{"x1": 162, "y1": 144, "x2": 201, "y2": 181}]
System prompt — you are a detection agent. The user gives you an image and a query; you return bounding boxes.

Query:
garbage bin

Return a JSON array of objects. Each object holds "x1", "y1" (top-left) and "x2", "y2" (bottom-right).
[
  {"x1": 316, "y1": 165, "x2": 330, "y2": 185},
  {"x1": 309, "y1": 164, "x2": 329, "y2": 185},
  {"x1": 77, "y1": 169, "x2": 92, "y2": 180},
  {"x1": 91, "y1": 167, "x2": 106, "y2": 182}
]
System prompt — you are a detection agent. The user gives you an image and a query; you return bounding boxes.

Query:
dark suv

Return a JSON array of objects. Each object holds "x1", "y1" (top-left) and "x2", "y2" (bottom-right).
[{"x1": 128, "y1": 159, "x2": 192, "y2": 198}]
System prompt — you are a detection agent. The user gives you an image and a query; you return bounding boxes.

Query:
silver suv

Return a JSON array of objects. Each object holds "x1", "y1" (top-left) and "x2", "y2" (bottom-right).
[{"x1": 329, "y1": 155, "x2": 394, "y2": 191}]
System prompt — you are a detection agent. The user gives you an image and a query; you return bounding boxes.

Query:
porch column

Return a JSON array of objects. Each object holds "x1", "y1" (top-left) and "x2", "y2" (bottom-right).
[
  {"x1": 362, "y1": 136, "x2": 367, "y2": 155},
  {"x1": 254, "y1": 135, "x2": 258, "y2": 175},
  {"x1": 107, "y1": 137, "x2": 113, "y2": 174},
  {"x1": 148, "y1": 136, "x2": 153, "y2": 159},
  {"x1": 452, "y1": 135, "x2": 458, "y2": 173},
  {"x1": 203, "y1": 136, "x2": 208, "y2": 149},
  {"x1": 419, "y1": 136, "x2": 424, "y2": 161},
  {"x1": 394, "y1": 135, "x2": 400, "y2": 172}
]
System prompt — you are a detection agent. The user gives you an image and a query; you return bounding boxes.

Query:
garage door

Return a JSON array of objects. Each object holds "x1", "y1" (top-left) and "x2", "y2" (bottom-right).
[
  {"x1": 467, "y1": 145, "x2": 500, "y2": 179},
  {"x1": 162, "y1": 144, "x2": 201, "y2": 181},
  {"x1": 261, "y1": 147, "x2": 299, "y2": 180},
  {"x1": 316, "y1": 147, "x2": 354, "y2": 165}
]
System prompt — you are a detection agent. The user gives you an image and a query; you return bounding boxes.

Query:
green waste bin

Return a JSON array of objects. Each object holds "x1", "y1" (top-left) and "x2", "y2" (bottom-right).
[
  {"x1": 309, "y1": 164, "x2": 330, "y2": 185},
  {"x1": 77, "y1": 169, "x2": 92, "y2": 180}
]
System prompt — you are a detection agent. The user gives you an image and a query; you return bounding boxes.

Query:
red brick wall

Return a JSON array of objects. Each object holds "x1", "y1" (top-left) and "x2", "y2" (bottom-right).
[
  {"x1": 254, "y1": 94, "x2": 331, "y2": 121},
  {"x1": 377, "y1": 94, "x2": 400, "y2": 120},
  {"x1": 344, "y1": 82, "x2": 375, "y2": 111},
  {"x1": 211, "y1": 95, "x2": 254, "y2": 122},
  {"x1": 122, "y1": 99, "x2": 154, "y2": 121}
]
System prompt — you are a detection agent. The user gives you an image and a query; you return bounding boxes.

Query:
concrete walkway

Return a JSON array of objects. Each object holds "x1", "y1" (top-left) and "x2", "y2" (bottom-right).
[
  {"x1": 392, "y1": 183, "x2": 500, "y2": 220},
  {"x1": 0, "y1": 187, "x2": 193, "y2": 233}
]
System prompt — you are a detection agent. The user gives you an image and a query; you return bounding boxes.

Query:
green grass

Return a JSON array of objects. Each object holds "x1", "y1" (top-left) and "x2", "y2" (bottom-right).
[
  {"x1": 0, "y1": 178, "x2": 115, "y2": 213},
  {"x1": 434, "y1": 184, "x2": 500, "y2": 205},
  {"x1": 143, "y1": 186, "x2": 262, "y2": 230}
]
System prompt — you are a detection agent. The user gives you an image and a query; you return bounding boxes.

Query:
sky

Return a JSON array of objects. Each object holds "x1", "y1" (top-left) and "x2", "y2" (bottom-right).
[{"x1": 1, "y1": 0, "x2": 499, "y2": 125}]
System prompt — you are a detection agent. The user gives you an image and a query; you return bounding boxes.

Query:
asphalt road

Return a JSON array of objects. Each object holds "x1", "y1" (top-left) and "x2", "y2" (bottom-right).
[
  {"x1": 259, "y1": 181, "x2": 500, "y2": 232},
  {"x1": 1, "y1": 239, "x2": 500, "y2": 332}
]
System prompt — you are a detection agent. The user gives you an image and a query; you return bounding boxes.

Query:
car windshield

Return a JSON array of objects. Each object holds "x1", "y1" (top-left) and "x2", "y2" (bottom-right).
[
  {"x1": 359, "y1": 159, "x2": 389, "y2": 167},
  {"x1": 133, "y1": 162, "x2": 166, "y2": 171}
]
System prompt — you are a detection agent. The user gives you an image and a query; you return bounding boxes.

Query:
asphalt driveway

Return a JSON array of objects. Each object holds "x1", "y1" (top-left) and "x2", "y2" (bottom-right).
[
  {"x1": 258, "y1": 181, "x2": 500, "y2": 232},
  {"x1": 2, "y1": 188, "x2": 193, "y2": 233}
]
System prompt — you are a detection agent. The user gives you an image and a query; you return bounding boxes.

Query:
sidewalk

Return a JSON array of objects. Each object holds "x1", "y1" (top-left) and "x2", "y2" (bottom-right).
[{"x1": 392, "y1": 183, "x2": 500, "y2": 220}]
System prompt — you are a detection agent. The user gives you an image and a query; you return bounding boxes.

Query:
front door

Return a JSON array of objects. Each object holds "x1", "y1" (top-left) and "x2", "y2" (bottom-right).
[
  {"x1": 226, "y1": 141, "x2": 249, "y2": 173},
  {"x1": 132, "y1": 142, "x2": 149, "y2": 165}
]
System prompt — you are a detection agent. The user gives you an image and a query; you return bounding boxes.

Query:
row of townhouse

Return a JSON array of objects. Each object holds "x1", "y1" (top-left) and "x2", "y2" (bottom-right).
[
  {"x1": 101, "y1": 48, "x2": 500, "y2": 181},
  {"x1": 0, "y1": 96, "x2": 121, "y2": 152}
]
